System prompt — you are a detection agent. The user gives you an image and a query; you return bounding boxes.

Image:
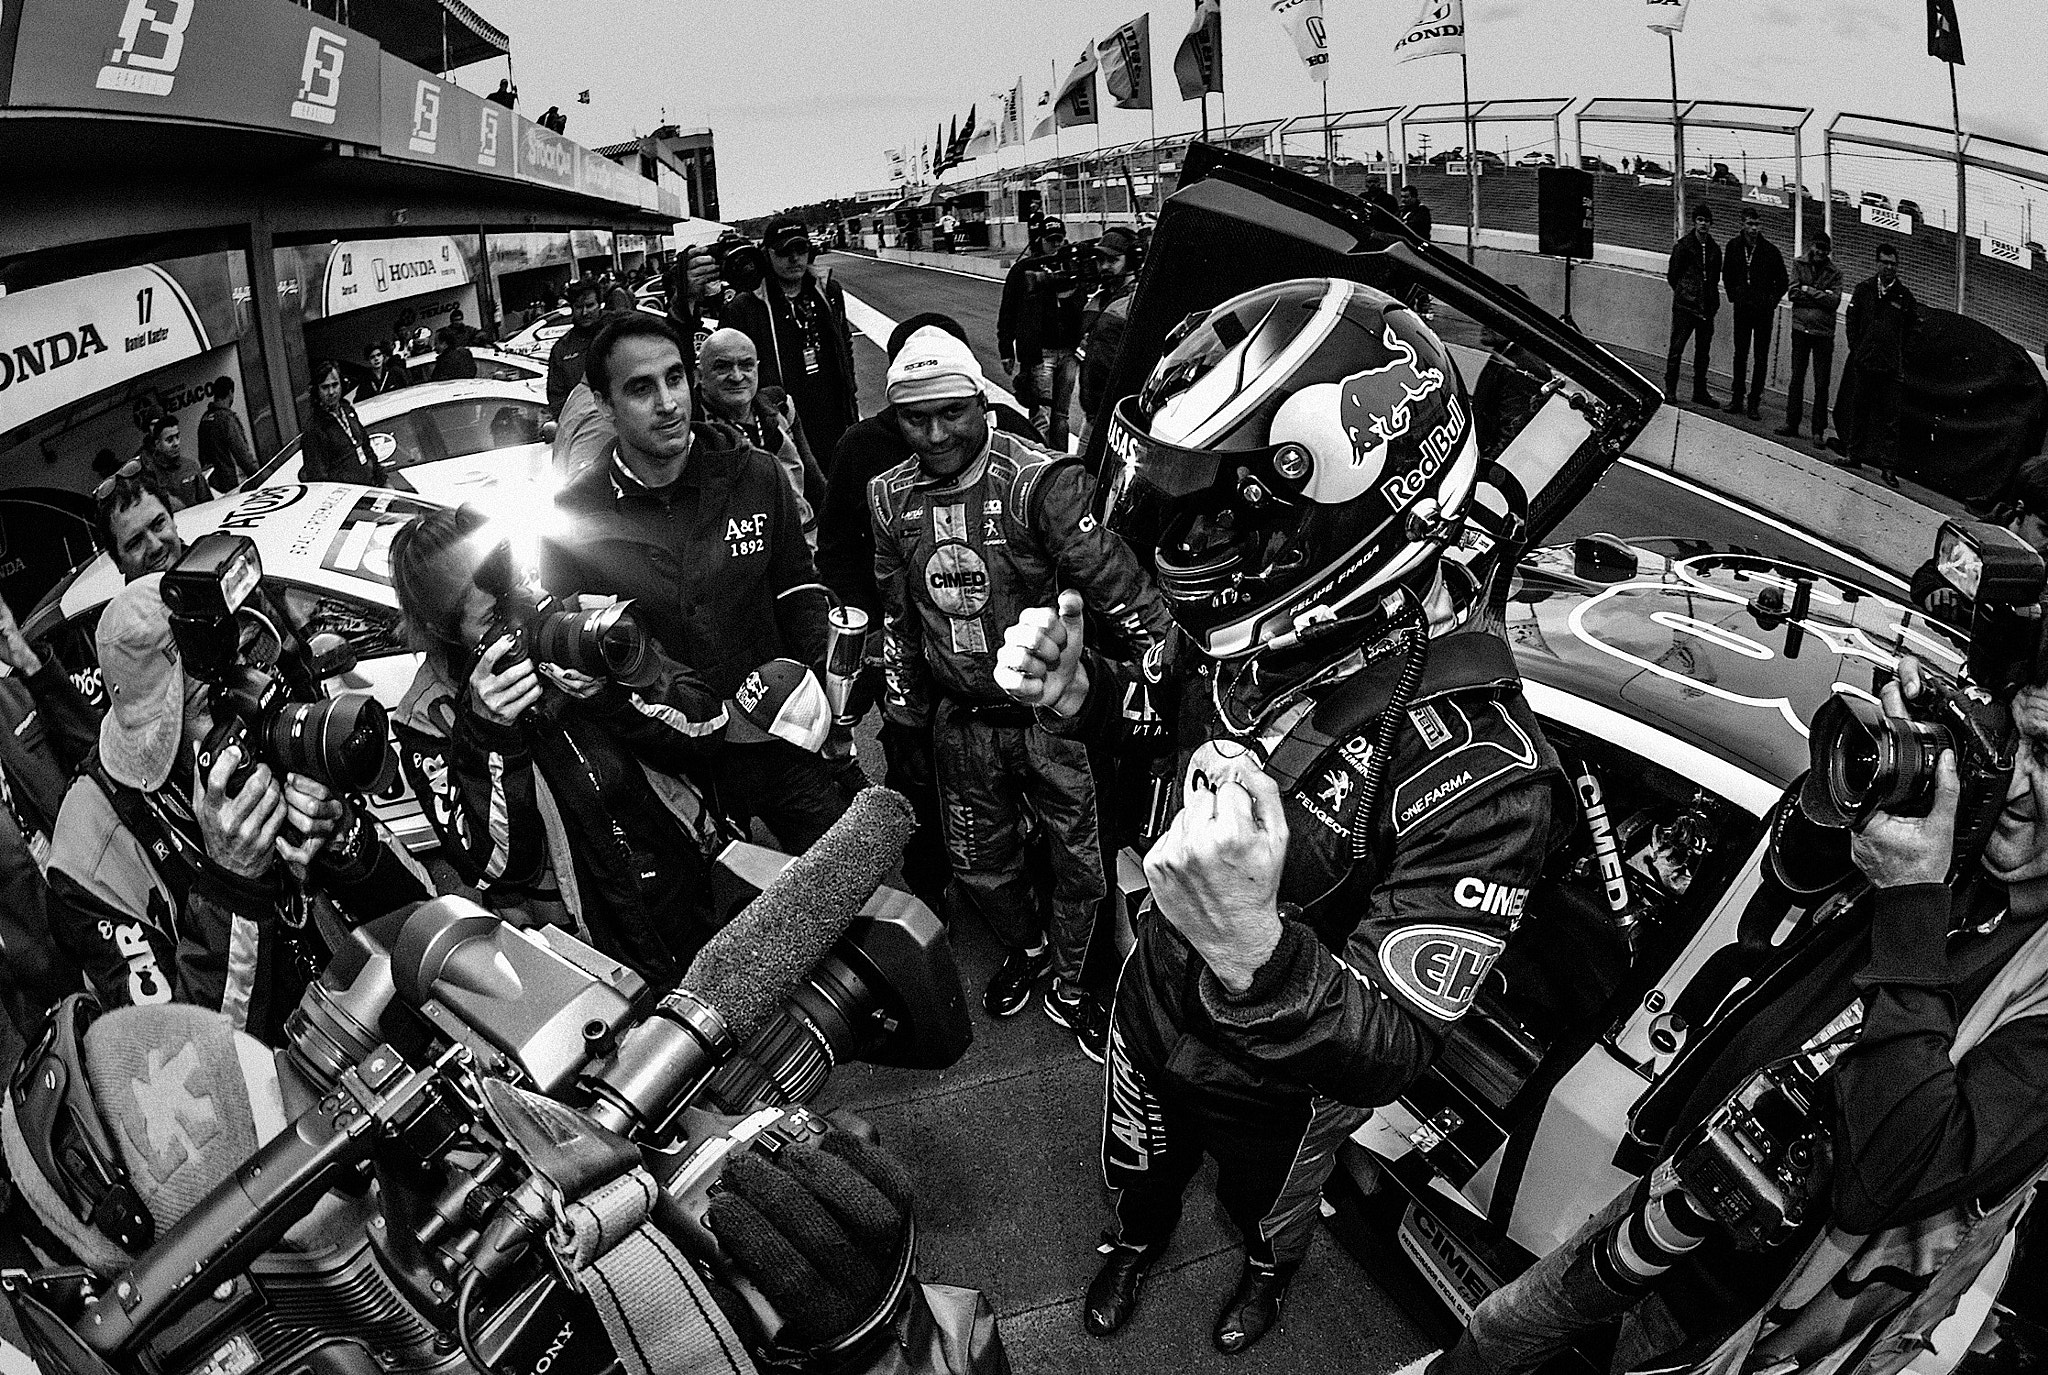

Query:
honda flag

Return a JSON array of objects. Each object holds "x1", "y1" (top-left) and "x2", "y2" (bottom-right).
[
  {"x1": 1099, "y1": 15, "x2": 1154, "y2": 110},
  {"x1": 998, "y1": 79, "x2": 1027, "y2": 145},
  {"x1": 1174, "y1": 0, "x2": 1224, "y2": 101},
  {"x1": 1394, "y1": 0, "x2": 1465, "y2": 63},
  {"x1": 1645, "y1": 0, "x2": 1689, "y2": 34},
  {"x1": 1270, "y1": 0, "x2": 1329, "y2": 83}
]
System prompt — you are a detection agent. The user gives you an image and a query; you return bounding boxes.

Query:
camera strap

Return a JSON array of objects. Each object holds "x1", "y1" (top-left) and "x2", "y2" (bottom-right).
[{"x1": 87, "y1": 752, "x2": 202, "y2": 916}]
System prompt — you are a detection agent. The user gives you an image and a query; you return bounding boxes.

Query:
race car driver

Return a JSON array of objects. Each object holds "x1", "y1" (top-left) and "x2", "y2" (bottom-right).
[
  {"x1": 871, "y1": 326, "x2": 1171, "y2": 1055},
  {"x1": 995, "y1": 280, "x2": 1570, "y2": 1353}
]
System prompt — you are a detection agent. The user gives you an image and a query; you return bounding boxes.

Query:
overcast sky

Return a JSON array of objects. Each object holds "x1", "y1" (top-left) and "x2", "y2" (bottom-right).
[{"x1": 465, "y1": 1, "x2": 2047, "y2": 230}]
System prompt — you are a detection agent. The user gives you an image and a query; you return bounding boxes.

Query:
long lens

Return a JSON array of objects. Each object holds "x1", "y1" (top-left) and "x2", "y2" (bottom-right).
[
  {"x1": 530, "y1": 604, "x2": 651, "y2": 685},
  {"x1": 1805, "y1": 693, "x2": 1951, "y2": 826},
  {"x1": 265, "y1": 693, "x2": 390, "y2": 793}
]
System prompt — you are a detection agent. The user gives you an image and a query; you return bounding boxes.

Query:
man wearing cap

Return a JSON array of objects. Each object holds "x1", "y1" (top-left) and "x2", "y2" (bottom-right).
[
  {"x1": 723, "y1": 218, "x2": 858, "y2": 466},
  {"x1": 1077, "y1": 227, "x2": 1142, "y2": 427},
  {"x1": 997, "y1": 215, "x2": 1062, "y2": 430},
  {"x1": 547, "y1": 314, "x2": 850, "y2": 854},
  {"x1": 869, "y1": 326, "x2": 1171, "y2": 1058},
  {"x1": 44, "y1": 576, "x2": 428, "y2": 1043},
  {"x1": 1020, "y1": 218, "x2": 1091, "y2": 448},
  {"x1": 1720, "y1": 207, "x2": 1788, "y2": 421}
]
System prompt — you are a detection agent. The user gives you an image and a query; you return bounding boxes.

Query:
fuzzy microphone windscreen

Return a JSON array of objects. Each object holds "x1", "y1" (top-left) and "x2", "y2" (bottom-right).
[{"x1": 681, "y1": 787, "x2": 917, "y2": 1040}]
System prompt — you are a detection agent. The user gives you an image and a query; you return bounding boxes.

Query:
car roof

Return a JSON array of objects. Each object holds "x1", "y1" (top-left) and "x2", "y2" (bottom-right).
[
  {"x1": 1510, "y1": 539, "x2": 1967, "y2": 796},
  {"x1": 29, "y1": 483, "x2": 449, "y2": 635},
  {"x1": 352, "y1": 378, "x2": 544, "y2": 421}
]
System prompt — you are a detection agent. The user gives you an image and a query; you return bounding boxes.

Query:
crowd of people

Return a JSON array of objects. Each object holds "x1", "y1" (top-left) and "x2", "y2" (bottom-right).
[{"x1": 10, "y1": 218, "x2": 2046, "y2": 1375}]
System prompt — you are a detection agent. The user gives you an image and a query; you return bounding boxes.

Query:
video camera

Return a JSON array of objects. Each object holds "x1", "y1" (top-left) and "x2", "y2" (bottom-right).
[
  {"x1": 1802, "y1": 519, "x2": 2047, "y2": 864},
  {"x1": 1032, "y1": 239, "x2": 1108, "y2": 293},
  {"x1": 471, "y1": 538, "x2": 654, "y2": 688},
  {"x1": 163, "y1": 532, "x2": 390, "y2": 798}
]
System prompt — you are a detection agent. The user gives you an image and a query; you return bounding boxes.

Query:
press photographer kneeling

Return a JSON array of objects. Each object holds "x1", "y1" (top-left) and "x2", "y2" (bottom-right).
[
  {"x1": 1435, "y1": 520, "x2": 2048, "y2": 1374},
  {"x1": 47, "y1": 535, "x2": 428, "y2": 1043}
]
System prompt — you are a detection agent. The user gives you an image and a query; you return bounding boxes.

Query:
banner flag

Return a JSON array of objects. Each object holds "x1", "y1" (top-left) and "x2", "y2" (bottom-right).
[
  {"x1": 968, "y1": 95, "x2": 1002, "y2": 156},
  {"x1": 1053, "y1": 44, "x2": 1100, "y2": 129},
  {"x1": 1645, "y1": 0, "x2": 1689, "y2": 34},
  {"x1": 885, "y1": 148, "x2": 907, "y2": 182},
  {"x1": 1270, "y1": 0, "x2": 1329, "y2": 83},
  {"x1": 998, "y1": 79, "x2": 1027, "y2": 145},
  {"x1": 1099, "y1": 15, "x2": 1154, "y2": 110},
  {"x1": 1395, "y1": 0, "x2": 1464, "y2": 62},
  {"x1": 1030, "y1": 87, "x2": 1054, "y2": 141},
  {"x1": 1926, "y1": 0, "x2": 1965, "y2": 63},
  {"x1": 1174, "y1": 0, "x2": 1224, "y2": 100}
]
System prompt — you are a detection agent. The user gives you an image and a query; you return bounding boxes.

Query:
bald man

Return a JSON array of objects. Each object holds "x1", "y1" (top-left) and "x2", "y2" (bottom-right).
[{"x1": 695, "y1": 328, "x2": 823, "y2": 549}]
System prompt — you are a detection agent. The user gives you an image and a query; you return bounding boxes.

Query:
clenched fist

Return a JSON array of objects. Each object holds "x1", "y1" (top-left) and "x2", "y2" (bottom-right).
[
  {"x1": 994, "y1": 590, "x2": 1090, "y2": 717},
  {"x1": 1145, "y1": 765, "x2": 1289, "y2": 994}
]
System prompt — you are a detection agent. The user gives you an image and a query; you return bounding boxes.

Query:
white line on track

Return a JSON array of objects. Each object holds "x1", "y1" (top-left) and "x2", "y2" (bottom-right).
[
  {"x1": 1614, "y1": 456, "x2": 1907, "y2": 590},
  {"x1": 839, "y1": 255, "x2": 1908, "y2": 590},
  {"x1": 823, "y1": 249, "x2": 1006, "y2": 287}
]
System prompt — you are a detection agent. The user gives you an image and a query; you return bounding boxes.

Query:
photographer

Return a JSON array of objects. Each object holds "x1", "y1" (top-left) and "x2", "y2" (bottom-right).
[
  {"x1": 1431, "y1": 657, "x2": 2048, "y2": 1374},
  {"x1": 390, "y1": 505, "x2": 729, "y2": 984},
  {"x1": 45, "y1": 576, "x2": 429, "y2": 1043},
  {"x1": 1076, "y1": 227, "x2": 1140, "y2": 426},
  {"x1": 1022, "y1": 219, "x2": 1089, "y2": 448}
]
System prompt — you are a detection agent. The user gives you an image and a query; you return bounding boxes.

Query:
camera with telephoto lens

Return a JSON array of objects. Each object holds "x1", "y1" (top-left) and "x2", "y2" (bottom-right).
[
  {"x1": 707, "y1": 231, "x2": 768, "y2": 295},
  {"x1": 1034, "y1": 239, "x2": 1106, "y2": 292},
  {"x1": 1802, "y1": 520, "x2": 2047, "y2": 860},
  {"x1": 163, "y1": 532, "x2": 390, "y2": 799},
  {"x1": 471, "y1": 538, "x2": 654, "y2": 688}
]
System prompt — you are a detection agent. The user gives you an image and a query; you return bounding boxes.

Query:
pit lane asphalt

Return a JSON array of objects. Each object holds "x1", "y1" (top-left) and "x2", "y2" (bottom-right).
[{"x1": 807, "y1": 250, "x2": 1907, "y2": 1373}]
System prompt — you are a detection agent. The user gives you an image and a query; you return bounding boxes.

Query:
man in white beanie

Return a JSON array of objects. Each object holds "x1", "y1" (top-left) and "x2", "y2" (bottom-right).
[{"x1": 868, "y1": 326, "x2": 1171, "y2": 1059}]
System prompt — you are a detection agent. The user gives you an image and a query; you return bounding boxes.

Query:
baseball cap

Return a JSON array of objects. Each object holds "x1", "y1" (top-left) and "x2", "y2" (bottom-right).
[
  {"x1": 1096, "y1": 226, "x2": 1139, "y2": 259},
  {"x1": 763, "y1": 217, "x2": 811, "y2": 254},
  {"x1": 886, "y1": 326, "x2": 986, "y2": 407},
  {"x1": 96, "y1": 573, "x2": 187, "y2": 792},
  {"x1": 1040, "y1": 216, "x2": 1067, "y2": 240},
  {"x1": 726, "y1": 659, "x2": 832, "y2": 752}
]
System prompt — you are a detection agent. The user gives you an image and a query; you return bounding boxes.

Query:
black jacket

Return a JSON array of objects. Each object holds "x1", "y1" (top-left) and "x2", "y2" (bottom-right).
[
  {"x1": 547, "y1": 322, "x2": 597, "y2": 415},
  {"x1": 1667, "y1": 230, "x2": 1723, "y2": 319},
  {"x1": 997, "y1": 245, "x2": 1055, "y2": 365},
  {"x1": 1077, "y1": 278, "x2": 1135, "y2": 416},
  {"x1": 722, "y1": 275, "x2": 858, "y2": 438},
  {"x1": 1721, "y1": 232, "x2": 1789, "y2": 316},
  {"x1": 544, "y1": 426, "x2": 828, "y2": 698},
  {"x1": 0, "y1": 661, "x2": 98, "y2": 1046},
  {"x1": 819, "y1": 402, "x2": 1040, "y2": 623},
  {"x1": 1058, "y1": 619, "x2": 1570, "y2": 1111},
  {"x1": 1846, "y1": 275, "x2": 1920, "y2": 376},
  {"x1": 300, "y1": 402, "x2": 389, "y2": 487}
]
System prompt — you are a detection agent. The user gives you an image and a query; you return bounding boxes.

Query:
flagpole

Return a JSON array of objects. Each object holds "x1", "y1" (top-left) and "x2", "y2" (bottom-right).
[
  {"x1": 1200, "y1": 91, "x2": 1210, "y2": 142},
  {"x1": 1667, "y1": 30, "x2": 1685, "y2": 241},
  {"x1": 1322, "y1": 81, "x2": 1334, "y2": 185},
  {"x1": 1460, "y1": 50, "x2": 1477, "y2": 264},
  {"x1": 1950, "y1": 61, "x2": 1967, "y2": 311}
]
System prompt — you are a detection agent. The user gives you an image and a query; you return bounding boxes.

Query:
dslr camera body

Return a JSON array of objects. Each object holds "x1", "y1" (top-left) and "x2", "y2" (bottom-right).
[
  {"x1": 707, "y1": 231, "x2": 769, "y2": 296},
  {"x1": 162, "y1": 532, "x2": 391, "y2": 799},
  {"x1": 471, "y1": 539, "x2": 654, "y2": 688}
]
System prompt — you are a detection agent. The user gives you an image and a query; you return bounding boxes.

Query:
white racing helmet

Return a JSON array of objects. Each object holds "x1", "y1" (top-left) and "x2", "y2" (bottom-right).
[{"x1": 1103, "y1": 278, "x2": 1480, "y2": 659}]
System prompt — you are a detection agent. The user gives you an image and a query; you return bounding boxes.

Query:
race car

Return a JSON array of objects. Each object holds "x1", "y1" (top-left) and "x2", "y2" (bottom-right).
[
  {"x1": 249, "y1": 378, "x2": 556, "y2": 517},
  {"x1": 1093, "y1": 145, "x2": 2019, "y2": 1373},
  {"x1": 499, "y1": 301, "x2": 666, "y2": 358},
  {"x1": 25, "y1": 483, "x2": 467, "y2": 852}
]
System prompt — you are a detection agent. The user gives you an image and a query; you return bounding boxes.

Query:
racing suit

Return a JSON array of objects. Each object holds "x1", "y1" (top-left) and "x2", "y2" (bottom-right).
[
  {"x1": 396, "y1": 646, "x2": 728, "y2": 987},
  {"x1": 46, "y1": 751, "x2": 431, "y2": 1044},
  {"x1": 1060, "y1": 611, "x2": 1567, "y2": 1268},
  {"x1": 0, "y1": 660, "x2": 96, "y2": 1060},
  {"x1": 870, "y1": 431, "x2": 1170, "y2": 984}
]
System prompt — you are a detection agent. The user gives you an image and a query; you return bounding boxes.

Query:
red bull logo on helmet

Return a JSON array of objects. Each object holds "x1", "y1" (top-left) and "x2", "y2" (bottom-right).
[{"x1": 1342, "y1": 323, "x2": 1448, "y2": 464}]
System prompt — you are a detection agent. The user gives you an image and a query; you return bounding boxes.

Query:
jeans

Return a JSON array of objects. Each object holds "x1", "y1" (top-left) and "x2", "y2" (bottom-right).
[
  {"x1": 1846, "y1": 363, "x2": 1902, "y2": 471},
  {"x1": 1727, "y1": 308, "x2": 1771, "y2": 409},
  {"x1": 1784, "y1": 330, "x2": 1834, "y2": 436},
  {"x1": 1033, "y1": 347, "x2": 1080, "y2": 449},
  {"x1": 1664, "y1": 308, "x2": 1715, "y2": 398},
  {"x1": 1434, "y1": 1181, "x2": 1688, "y2": 1375}
]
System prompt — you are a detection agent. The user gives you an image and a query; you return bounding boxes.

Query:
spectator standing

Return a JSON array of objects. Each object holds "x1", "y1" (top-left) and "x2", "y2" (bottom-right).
[
  {"x1": 1023, "y1": 220, "x2": 1089, "y2": 449},
  {"x1": 538, "y1": 106, "x2": 567, "y2": 134},
  {"x1": 486, "y1": 78, "x2": 517, "y2": 109},
  {"x1": 695, "y1": 328, "x2": 825, "y2": 549},
  {"x1": 1076, "y1": 227, "x2": 1141, "y2": 424},
  {"x1": 0, "y1": 595, "x2": 95, "y2": 1073},
  {"x1": 91, "y1": 469, "x2": 184, "y2": 581},
  {"x1": 300, "y1": 359, "x2": 390, "y2": 487},
  {"x1": 1400, "y1": 186, "x2": 1436, "y2": 316},
  {"x1": 195, "y1": 376, "x2": 259, "y2": 494},
  {"x1": 1837, "y1": 242, "x2": 1919, "y2": 485},
  {"x1": 725, "y1": 218, "x2": 859, "y2": 467},
  {"x1": 1663, "y1": 204, "x2": 1722, "y2": 406},
  {"x1": 870, "y1": 327, "x2": 1170, "y2": 1057},
  {"x1": 546, "y1": 280, "x2": 605, "y2": 415},
  {"x1": 1774, "y1": 229, "x2": 1843, "y2": 449},
  {"x1": 430, "y1": 327, "x2": 479, "y2": 381},
  {"x1": 1719, "y1": 207, "x2": 1787, "y2": 420},
  {"x1": 544, "y1": 315, "x2": 849, "y2": 853},
  {"x1": 138, "y1": 414, "x2": 206, "y2": 509},
  {"x1": 361, "y1": 341, "x2": 407, "y2": 397},
  {"x1": 997, "y1": 215, "x2": 1059, "y2": 427}
]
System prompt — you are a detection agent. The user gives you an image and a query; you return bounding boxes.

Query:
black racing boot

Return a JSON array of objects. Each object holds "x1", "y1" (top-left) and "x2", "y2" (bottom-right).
[
  {"x1": 984, "y1": 944, "x2": 1051, "y2": 1018},
  {"x1": 1211, "y1": 1257, "x2": 1298, "y2": 1355},
  {"x1": 1083, "y1": 1238, "x2": 1168, "y2": 1337}
]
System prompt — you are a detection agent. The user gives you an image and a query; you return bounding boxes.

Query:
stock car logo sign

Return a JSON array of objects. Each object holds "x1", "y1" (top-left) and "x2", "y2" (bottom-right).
[{"x1": 1378, "y1": 924, "x2": 1503, "y2": 1020}]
